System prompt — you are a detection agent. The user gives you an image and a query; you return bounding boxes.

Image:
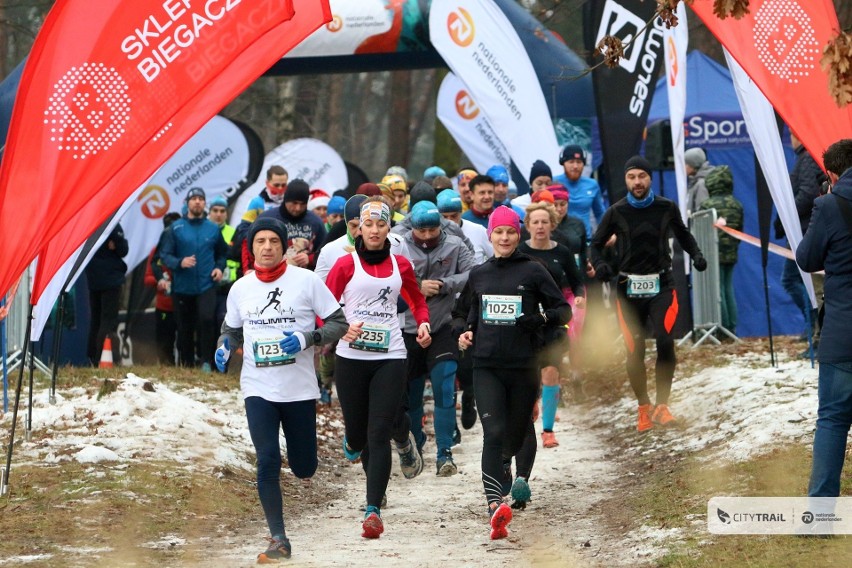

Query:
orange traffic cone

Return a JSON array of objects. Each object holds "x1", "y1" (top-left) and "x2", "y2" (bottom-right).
[{"x1": 99, "y1": 337, "x2": 114, "y2": 368}]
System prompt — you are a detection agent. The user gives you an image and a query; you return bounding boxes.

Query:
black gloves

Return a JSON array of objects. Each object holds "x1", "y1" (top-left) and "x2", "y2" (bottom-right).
[
  {"x1": 594, "y1": 263, "x2": 613, "y2": 282},
  {"x1": 693, "y1": 254, "x2": 708, "y2": 272},
  {"x1": 515, "y1": 313, "x2": 547, "y2": 331}
]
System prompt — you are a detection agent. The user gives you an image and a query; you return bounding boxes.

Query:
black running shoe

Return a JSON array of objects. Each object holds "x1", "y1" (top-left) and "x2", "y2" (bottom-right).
[
  {"x1": 257, "y1": 535, "x2": 291, "y2": 563},
  {"x1": 461, "y1": 391, "x2": 477, "y2": 429},
  {"x1": 501, "y1": 460, "x2": 512, "y2": 497}
]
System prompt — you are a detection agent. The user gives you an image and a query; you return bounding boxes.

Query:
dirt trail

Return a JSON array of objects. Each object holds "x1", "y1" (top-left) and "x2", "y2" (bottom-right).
[{"x1": 206, "y1": 407, "x2": 654, "y2": 568}]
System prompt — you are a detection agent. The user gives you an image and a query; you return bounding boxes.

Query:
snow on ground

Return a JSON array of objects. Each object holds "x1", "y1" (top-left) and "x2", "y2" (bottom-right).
[
  {"x1": 583, "y1": 350, "x2": 819, "y2": 462},
  {"x1": 0, "y1": 350, "x2": 824, "y2": 566}
]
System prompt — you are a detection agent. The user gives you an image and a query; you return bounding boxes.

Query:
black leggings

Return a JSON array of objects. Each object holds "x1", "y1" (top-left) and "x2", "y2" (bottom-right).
[
  {"x1": 615, "y1": 285, "x2": 678, "y2": 406},
  {"x1": 335, "y1": 356, "x2": 409, "y2": 508},
  {"x1": 474, "y1": 366, "x2": 539, "y2": 505},
  {"x1": 514, "y1": 420, "x2": 537, "y2": 480}
]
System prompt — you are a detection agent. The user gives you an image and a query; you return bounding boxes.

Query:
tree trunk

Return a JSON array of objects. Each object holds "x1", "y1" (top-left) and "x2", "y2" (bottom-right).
[{"x1": 387, "y1": 70, "x2": 412, "y2": 170}]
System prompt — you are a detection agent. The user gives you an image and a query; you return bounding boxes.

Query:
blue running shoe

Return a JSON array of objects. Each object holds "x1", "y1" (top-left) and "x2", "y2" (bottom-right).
[
  {"x1": 343, "y1": 437, "x2": 361, "y2": 462},
  {"x1": 510, "y1": 476, "x2": 531, "y2": 509},
  {"x1": 436, "y1": 448, "x2": 458, "y2": 477}
]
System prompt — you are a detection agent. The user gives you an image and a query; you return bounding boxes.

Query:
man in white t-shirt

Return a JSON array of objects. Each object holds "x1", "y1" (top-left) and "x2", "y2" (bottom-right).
[{"x1": 215, "y1": 217, "x2": 354, "y2": 563}]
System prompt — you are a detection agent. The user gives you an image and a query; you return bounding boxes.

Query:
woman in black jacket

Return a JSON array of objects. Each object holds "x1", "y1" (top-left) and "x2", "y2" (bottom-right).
[
  {"x1": 84, "y1": 224, "x2": 128, "y2": 365},
  {"x1": 456, "y1": 206, "x2": 570, "y2": 541}
]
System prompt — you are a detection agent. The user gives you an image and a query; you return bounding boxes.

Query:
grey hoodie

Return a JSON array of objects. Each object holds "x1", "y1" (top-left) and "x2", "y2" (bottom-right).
[{"x1": 402, "y1": 230, "x2": 476, "y2": 333}]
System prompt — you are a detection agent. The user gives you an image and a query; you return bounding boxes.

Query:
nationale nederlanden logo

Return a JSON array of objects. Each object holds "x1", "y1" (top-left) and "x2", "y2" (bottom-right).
[
  {"x1": 448, "y1": 7, "x2": 475, "y2": 47},
  {"x1": 44, "y1": 62, "x2": 131, "y2": 160},
  {"x1": 138, "y1": 185, "x2": 170, "y2": 220},
  {"x1": 326, "y1": 14, "x2": 343, "y2": 33},
  {"x1": 753, "y1": 0, "x2": 819, "y2": 84},
  {"x1": 455, "y1": 90, "x2": 480, "y2": 120},
  {"x1": 667, "y1": 36, "x2": 679, "y2": 87}
]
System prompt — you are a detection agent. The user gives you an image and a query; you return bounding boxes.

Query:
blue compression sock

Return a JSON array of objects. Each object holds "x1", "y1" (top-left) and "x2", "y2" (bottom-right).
[{"x1": 541, "y1": 385, "x2": 560, "y2": 431}]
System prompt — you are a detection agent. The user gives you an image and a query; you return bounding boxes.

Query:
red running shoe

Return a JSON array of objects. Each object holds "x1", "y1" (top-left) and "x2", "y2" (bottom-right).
[
  {"x1": 489, "y1": 502, "x2": 513, "y2": 540},
  {"x1": 362, "y1": 509, "x2": 384, "y2": 539}
]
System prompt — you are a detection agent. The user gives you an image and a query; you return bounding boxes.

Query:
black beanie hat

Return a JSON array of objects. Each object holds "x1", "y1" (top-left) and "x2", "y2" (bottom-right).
[
  {"x1": 624, "y1": 155, "x2": 653, "y2": 176},
  {"x1": 344, "y1": 195, "x2": 368, "y2": 222},
  {"x1": 528, "y1": 160, "x2": 553, "y2": 185},
  {"x1": 409, "y1": 181, "x2": 437, "y2": 209},
  {"x1": 559, "y1": 145, "x2": 586, "y2": 165},
  {"x1": 284, "y1": 179, "x2": 310, "y2": 203},
  {"x1": 248, "y1": 217, "x2": 288, "y2": 251}
]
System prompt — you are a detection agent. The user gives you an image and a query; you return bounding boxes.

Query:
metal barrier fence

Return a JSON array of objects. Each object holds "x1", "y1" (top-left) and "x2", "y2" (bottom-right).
[
  {"x1": 677, "y1": 208, "x2": 738, "y2": 347},
  {"x1": 3, "y1": 266, "x2": 34, "y2": 373}
]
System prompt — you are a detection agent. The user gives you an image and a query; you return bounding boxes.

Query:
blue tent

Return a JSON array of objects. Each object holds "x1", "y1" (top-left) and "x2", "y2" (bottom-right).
[{"x1": 647, "y1": 51, "x2": 801, "y2": 337}]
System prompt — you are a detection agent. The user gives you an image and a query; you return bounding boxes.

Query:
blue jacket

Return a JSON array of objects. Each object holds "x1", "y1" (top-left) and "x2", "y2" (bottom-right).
[
  {"x1": 553, "y1": 174, "x2": 606, "y2": 240},
  {"x1": 796, "y1": 170, "x2": 852, "y2": 363},
  {"x1": 159, "y1": 216, "x2": 228, "y2": 296}
]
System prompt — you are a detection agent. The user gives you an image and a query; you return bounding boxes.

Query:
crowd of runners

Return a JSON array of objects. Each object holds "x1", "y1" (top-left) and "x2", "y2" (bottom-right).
[{"x1": 210, "y1": 148, "x2": 709, "y2": 563}]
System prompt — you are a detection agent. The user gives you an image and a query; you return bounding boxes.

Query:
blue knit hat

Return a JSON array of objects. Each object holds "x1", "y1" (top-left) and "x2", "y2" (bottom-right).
[
  {"x1": 410, "y1": 200, "x2": 441, "y2": 229},
  {"x1": 209, "y1": 196, "x2": 227, "y2": 209},
  {"x1": 327, "y1": 195, "x2": 346, "y2": 216},
  {"x1": 436, "y1": 189, "x2": 463, "y2": 213},
  {"x1": 486, "y1": 165, "x2": 510, "y2": 184},
  {"x1": 423, "y1": 165, "x2": 446, "y2": 183}
]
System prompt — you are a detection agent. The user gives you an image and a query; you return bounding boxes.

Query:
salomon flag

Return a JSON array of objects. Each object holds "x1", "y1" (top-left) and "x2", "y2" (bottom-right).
[
  {"x1": 690, "y1": 0, "x2": 852, "y2": 170},
  {"x1": 437, "y1": 72, "x2": 511, "y2": 174},
  {"x1": 0, "y1": 1, "x2": 330, "y2": 301},
  {"x1": 585, "y1": 0, "x2": 665, "y2": 202},
  {"x1": 429, "y1": 0, "x2": 561, "y2": 179}
]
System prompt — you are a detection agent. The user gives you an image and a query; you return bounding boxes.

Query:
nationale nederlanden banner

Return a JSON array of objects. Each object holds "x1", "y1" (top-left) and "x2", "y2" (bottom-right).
[
  {"x1": 436, "y1": 72, "x2": 510, "y2": 174},
  {"x1": 429, "y1": 0, "x2": 561, "y2": 179}
]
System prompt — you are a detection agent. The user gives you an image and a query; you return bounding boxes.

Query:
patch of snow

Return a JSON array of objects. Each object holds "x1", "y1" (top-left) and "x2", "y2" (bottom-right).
[{"x1": 74, "y1": 445, "x2": 120, "y2": 463}]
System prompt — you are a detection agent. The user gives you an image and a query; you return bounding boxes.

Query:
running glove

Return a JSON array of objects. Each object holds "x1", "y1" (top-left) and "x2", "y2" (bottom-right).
[
  {"x1": 693, "y1": 254, "x2": 708, "y2": 272},
  {"x1": 215, "y1": 338, "x2": 230, "y2": 373},
  {"x1": 279, "y1": 331, "x2": 303, "y2": 355},
  {"x1": 594, "y1": 263, "x2": 613, "y2": 282},
  {"x1": 515, "y1": 313, "x2": 547, "y2": 331}
]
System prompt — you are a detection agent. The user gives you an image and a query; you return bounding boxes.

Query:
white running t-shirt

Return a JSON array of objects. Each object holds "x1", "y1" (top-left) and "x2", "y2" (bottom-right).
[
  {"x1": 225, "y1": 266, "x2": 341, "y2": 403},
  {"x1": 336, "y1": 252, "x2": 406, "y2": 360}
]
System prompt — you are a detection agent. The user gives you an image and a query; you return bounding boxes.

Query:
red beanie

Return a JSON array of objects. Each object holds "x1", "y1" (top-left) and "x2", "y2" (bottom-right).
[
  {"x1": 531, "y1": 190, "x2": 555, "y2": 204},
  {"x1": 546, "y1": 184, "x2": 569, "y2": 202},
  {"x1": 487, "y1": 205, "x2": 521, "y2": 238}
]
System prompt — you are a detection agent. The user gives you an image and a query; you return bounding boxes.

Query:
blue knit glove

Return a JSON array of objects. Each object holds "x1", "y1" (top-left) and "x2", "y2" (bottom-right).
[
  {"x1": 279, "y1": 332, "x2": 303, "y2": 355},
  {"x1": 215, "y1": 338, "x2": 230, "y2": 373}
]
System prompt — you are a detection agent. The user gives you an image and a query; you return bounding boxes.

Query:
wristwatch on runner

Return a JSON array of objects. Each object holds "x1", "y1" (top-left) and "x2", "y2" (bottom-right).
[{"x1": 312, "y1": 330, "x2": 322, "y2": 345}]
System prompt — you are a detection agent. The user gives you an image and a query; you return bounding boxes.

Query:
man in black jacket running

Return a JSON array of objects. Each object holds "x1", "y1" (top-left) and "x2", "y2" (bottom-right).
[{"x1": 590, "y1": 156, "x2": 707, "y2": 432}]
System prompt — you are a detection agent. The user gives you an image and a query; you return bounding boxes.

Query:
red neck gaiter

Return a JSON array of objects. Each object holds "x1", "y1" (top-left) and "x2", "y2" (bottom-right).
[{"x1": 254, "y1": 260, "x2": 287, "y2": 283}]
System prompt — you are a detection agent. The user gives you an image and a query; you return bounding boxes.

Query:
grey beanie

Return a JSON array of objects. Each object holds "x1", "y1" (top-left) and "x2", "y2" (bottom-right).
[{"x1": 684, "y1": 148, "x2": 707, "y2": 169}]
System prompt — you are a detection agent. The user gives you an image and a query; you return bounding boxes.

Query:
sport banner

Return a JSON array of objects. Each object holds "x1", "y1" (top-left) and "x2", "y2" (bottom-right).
[
  {"x1": 429, "y1": 0, "x2": 561, "y2": 180},
  {"x1": 232, "y1": 138, "x2": 348, "y2": 222},
  {"x1": 436, "y1": 72, "x2": 511, "y2": 174},
  {"x1": 663, "y1": 2, "x2": 688, "y2": 220},
  {"x1": 120, "y1": 115, "x2": 257, "y2": 274},
  {"x1": 690, "y1": 0, "x2": 852, "y2": 170},
  {"x1": 585, "y1": 0, "x2": 665, "y2": 202},
  {"x1": 23, "y1": 1, "x2": 331, "y2": 304}
]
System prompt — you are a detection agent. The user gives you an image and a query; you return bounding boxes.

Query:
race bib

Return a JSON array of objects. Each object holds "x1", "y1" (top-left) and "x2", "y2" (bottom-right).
[
  {"x1": 351, "y1": 324, "x2": 391, "y2": 353},
  {"x1": 253, "y1": 338, "x2": 295, "y2": 367},
  {"x1": 481, "y1": 294, "x2": 522, "y2": 325},
  {"x1": 626, "y1": 274, "x2": 660, "y2": 298}
]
